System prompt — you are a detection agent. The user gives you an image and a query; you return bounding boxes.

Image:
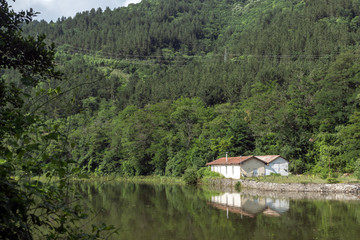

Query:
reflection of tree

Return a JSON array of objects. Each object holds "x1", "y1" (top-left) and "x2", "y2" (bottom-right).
[{"x1": 75, "y1": 182, "x2": 360, "y2": 240}]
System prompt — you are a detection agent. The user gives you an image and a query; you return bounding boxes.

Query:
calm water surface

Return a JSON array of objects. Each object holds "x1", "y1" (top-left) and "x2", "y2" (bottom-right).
[{"x1": 76, "y1": 182, "x2": 360, "y2": 240}]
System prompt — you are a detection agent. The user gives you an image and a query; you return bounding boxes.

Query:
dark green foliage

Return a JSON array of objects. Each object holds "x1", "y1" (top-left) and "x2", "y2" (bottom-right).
[
  {"x1": 354, "y1": 160, "x2": 360, "y2": 179},
  {"x1": 326, "y1": 178, "x2": 340, "y2": 184},
  {"x1": 235, "y1": 181, "x2": 242, "y2": 192},
  {"x1": 1, "y1": 1, "x2": 59, "y2": 237},
  {"x1": 9, "y1": 0, "x2": 360, "y2": 178},
  {"x1": 183, "y1": 167, "x2": 198, "y2": 185},
  {"x1": 289, "y1": 159, "x2": 307, "y2": 174},
  {"x1": 63, "y1": 98, "x2": 256, "y2": 176},
  {"x1": 0, "y1": 1, "x2": 114, "y2": 238},
  {"x1": 197, "y1": 167, "x2": 223, "y2": 179},
  {"x1": 23, "y1": 0, "x2": 233, "y2": 57}
]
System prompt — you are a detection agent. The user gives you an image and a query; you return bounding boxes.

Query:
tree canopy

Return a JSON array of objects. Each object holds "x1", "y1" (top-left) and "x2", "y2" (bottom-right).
[
  {"x1": 1, "y1": 1, "x2": 114, "y2": 238},
  {"x1": 4, "y1": 0, "x2": 360, "y2": 181}
]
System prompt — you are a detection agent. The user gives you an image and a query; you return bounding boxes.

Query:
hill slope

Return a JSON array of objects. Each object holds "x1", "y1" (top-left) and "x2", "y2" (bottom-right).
[
  {"x1": 16, "y1": 0, "x2": 360, "y2": 177},
  {"x1": 25, "y1": 0, "x2": 360, "y2": 58}
]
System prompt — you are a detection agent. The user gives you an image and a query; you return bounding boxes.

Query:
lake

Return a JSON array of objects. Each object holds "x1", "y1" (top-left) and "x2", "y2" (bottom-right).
[{"x1": 75, "y1": 181, "x2": 360, "y2": 240}]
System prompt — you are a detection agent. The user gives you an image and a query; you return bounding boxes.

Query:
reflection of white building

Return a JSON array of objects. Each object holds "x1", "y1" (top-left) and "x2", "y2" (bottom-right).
[
  {"x1": 265, "y1": 198, "x2": 289, "y2": 214},
  {"x1": 209, "y1": 192, "x2": 289, "y2": 217}
]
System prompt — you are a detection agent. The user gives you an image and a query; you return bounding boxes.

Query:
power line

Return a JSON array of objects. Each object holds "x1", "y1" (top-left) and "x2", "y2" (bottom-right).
[{"x1": 51, "y1": 41, "x2": 353, "y2": 65}]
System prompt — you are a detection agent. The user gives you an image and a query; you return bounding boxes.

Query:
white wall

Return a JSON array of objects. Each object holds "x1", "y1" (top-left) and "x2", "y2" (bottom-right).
[
  {"x1": 212, "y1": 193, "x2": 242, "y2": 207},
  {"x1": 265, "y1": 157, "x2": 289, "y2": 176},
  {"x1": 266, "y1": 198, "x2": 290, "y2": 213},
  {"x1": 210, "y1": 165, "x2": 241, "y2": 179},
  {"x1": 211, "y1": 192, "x2": 290, "y2": 214},
  {"x1": 241, "y1": 158, "x2": 265, "y2": 176}
]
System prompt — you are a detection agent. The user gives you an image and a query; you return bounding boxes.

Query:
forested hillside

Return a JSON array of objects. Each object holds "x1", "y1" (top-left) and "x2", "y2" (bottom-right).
[{"x1": 12, "y1": 0, "x2": 360, "y2": 177}]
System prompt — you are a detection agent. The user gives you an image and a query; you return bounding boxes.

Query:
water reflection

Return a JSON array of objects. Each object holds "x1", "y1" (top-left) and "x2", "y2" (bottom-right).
[
  {"x1": 209, "y1": 192, "x2": 289, "y2": 218},
  {"x1": 73, "y1": 181, "x2": 360, "y2": 240}
]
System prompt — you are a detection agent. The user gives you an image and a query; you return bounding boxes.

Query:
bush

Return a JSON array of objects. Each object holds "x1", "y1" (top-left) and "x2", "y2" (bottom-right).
[
  {"x1": 197, "y1": 167, "x2": 223, "y2": 179},
  {"x1": 235, "y1": 182, "x2": 242, "y2": 192},
  {"x1": 183, "y1": 168, "x2": 198, "y2": 185},
  {"x1": 269, "y1": 173, "x2": 281, "y2": 177},
  {"x1": 320, "y1": 171, "x2": 329, "y2": 179},
  {"x1": 330, "y1": 172, "x2": 339, "y2": 178},
  {"x1": 289, "y1": 159, "x2": 306, "y2": 174},
  {"x1": 326, "y1": 178, "x2": 339, "y2": 184},
  {"x1": 319, "y1": 170, "x2": 339, "y2": 180},
  {"x1": 354, "y1": 159, "x2": 360, "y2": 179}
]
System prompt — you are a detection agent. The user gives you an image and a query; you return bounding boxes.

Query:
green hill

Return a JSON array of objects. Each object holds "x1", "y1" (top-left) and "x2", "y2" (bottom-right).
[
  {"x1": 15, "y1": 0, "x2": 360, "y2": 177},
  {"x1": 25, "y1": 0, "x2": 360, "y2": 57}
]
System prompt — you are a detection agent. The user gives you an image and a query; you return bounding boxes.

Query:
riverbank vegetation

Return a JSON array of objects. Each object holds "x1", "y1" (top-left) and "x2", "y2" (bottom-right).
[
  {"x1": 57, "y1": 167, "x2": 223, "y2": 185},
  {"x1": 74, "y1": 175, "x2": 186, "y2": 185},
  {"x1": 246, "y1": 174, "x2": 360, "y2": 184}
]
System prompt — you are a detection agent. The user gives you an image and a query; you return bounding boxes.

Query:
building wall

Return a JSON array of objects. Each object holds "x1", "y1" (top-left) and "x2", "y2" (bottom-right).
[
  {"x1": 265, "y1": 157, "x2": 289, "y2": 176},
  {"x1": 211, "y1": 165, "x2": 241, "y2": 179},
  {"x1": 211, "y1": 193, "x2": 289, "y2": 216},
  {"x1": 210, "y1": 158, "x2": 266, "y2": 178},
  {"x1": 241, "y1": 158, "x2": 265, "y2": 177}
]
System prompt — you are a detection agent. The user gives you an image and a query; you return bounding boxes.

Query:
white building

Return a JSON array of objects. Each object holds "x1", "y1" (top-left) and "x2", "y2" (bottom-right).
[
  {"x1": 256, "y1": 155, "x2": 289, "y2": 176},
  {"x1": 206, "y1": 155, "x2": 267, "y2": 179},
  {"x1": 206, "y1": 155, "x2": 289, "y2": 178}
]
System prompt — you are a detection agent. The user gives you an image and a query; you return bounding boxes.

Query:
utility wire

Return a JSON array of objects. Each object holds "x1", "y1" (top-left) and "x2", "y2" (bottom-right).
[{"x1": 52, "y1": 40, "x2": 341, "y2": 64}]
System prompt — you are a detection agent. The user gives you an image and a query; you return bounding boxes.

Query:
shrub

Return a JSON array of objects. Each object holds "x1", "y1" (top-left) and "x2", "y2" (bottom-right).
[
  {"x1": 320, "y1": 171, "x2": 339, "y2": 180},
  {"x1": 197, "y1": 167, "x2": 223, "y2": 179},
  {"x1": 235, "y1": 181, "x2": 242, "y2": 192},
  {"x1": 330, "y1": 172, "x2": 339, "y2": 178},
  {"x1": 320, "y1": 171, "x2": 329, "y2": 179},
  {"x1": 326, "y1": 178, "x2": 339, "y2": 184},
  {"x1": 354, "y1": 159, "x2": 360, "y2": 179},
  {"x1": 183, "y1": 168, "x2": 198, "y2": 185},
  {"x1": 270, "y1": 173, "x2": 281, "y2": 177},
  {"x1": 289, "y1": 159, "x2": 306, "y2": 174}
]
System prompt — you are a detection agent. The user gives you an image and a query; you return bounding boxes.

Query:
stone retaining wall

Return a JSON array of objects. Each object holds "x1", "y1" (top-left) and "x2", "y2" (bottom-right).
[{"x1": 206, "y1": 178, "x2": 360, "y2": 194}]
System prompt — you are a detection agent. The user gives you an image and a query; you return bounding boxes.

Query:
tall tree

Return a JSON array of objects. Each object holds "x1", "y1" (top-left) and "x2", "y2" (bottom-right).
[{"x1": 0, "y1": 1, "x2": 113, "y2": 238}]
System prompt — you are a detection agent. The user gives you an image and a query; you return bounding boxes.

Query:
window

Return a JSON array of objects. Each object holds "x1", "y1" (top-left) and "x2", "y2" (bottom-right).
[{"x1": 253, "y1": 168, "x2": 258, "y2": 177}]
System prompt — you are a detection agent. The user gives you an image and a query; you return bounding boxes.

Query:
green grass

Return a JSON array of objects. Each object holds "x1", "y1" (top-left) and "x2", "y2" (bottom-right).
[
  {"x1": 245, "y1": 174, "x2": 360, "y2": 184},
  {"x1": 73, "y1": 175, "x2": 185, "y2": 185},
  {"x1": 34, "y1": 173, "x2": 360, "y2": 185}
]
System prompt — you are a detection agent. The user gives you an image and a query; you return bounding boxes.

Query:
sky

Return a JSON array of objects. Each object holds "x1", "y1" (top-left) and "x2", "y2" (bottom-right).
[{"x1": 9, "y1": 0, "x2": 142, "y2": 22}]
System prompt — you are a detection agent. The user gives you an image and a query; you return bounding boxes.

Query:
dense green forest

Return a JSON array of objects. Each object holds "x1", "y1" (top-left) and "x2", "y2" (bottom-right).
[
  {"x1": 0, "y1": 1, "x2": 119, "y2": 238},
  {"x1": 7, "y1": 0, "x2": 360, "y2": 178}
]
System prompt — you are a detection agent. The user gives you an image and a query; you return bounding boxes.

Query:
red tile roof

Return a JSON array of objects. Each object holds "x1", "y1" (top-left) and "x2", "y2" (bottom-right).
[
  {"x1": 207, "y1": 202, "x2": 255, "y2": 218},
  {"x1": 255, "y1": 155, "x2": 282, "y2": 164},
  {"x1": 206, "y1": 155, "x2": 266, "y2": 166},
  {"x1": 262, "y1": 208, "x2": 281, "y2": 217}
]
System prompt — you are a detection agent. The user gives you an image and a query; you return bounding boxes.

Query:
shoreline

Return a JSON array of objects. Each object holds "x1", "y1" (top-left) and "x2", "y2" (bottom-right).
[
  {"x1": 70, "y1": 175, "x2": 360, "y2": 196},
  {"x1": 206, "y1": 184, "x2": 360, "y2": 201},
  {"x1": 206, "y1": 178, "x2": 360, "y2": 195}
]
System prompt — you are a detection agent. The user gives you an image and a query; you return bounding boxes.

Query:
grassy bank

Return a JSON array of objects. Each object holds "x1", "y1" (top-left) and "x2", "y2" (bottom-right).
[
  {"x1": 245, "y1": 174, "x2": 360, "y2": 184},
  {"x1": 71, "y1": 175, "x2": 185, "y2": 185},
  {"x1": 33, "y1": 172, "x2": 359, "y2": 186}
]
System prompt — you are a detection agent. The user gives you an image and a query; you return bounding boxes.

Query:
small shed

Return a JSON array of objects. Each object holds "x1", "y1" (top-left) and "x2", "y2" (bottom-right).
[
  {"x1": 256, "y1": 155, "x2": 289, "y2": 176},
  {"x1": 206, "y1": 155, "x2": 267, "y2": 179}
]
